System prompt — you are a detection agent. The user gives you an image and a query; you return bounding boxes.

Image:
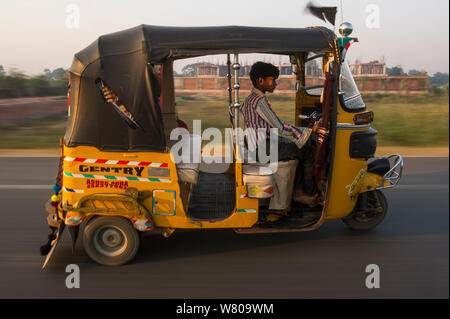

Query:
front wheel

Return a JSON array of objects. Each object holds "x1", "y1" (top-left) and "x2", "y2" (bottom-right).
[
  {"x1": 342, "y1": 190, "x2": 387, "y2": 231},
  {"x1": 83, "y1": 216, "x2": 140, "y2": 266}
]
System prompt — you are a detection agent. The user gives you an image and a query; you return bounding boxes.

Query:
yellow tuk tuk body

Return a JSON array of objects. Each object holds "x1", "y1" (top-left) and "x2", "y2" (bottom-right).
[
  {"x1": 296, "y1": 88, "x2": 389, "y2": 221},
  {"x1": 41, "y1": 24, "x2": 403, "y2": 267},
  {"x1": 60, "y1": 85, "x2": 385, "y2": 231},
  {"x1": 61, "y1": 145, "x2": 258, "y2": 230}
]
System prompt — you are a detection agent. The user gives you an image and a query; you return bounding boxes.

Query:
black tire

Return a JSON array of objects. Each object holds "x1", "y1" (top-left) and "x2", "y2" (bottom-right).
[
  {"x1": 83, "y1": 216, "x2": 140, "y2": 266},
  {"x1": 342, "y1": 190, "x2": 387, "y2": 231}
]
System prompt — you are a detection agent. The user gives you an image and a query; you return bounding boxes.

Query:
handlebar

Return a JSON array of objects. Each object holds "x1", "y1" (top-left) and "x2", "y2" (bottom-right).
[{"x1": 298, "y1": 111, "x2": 322, "y2": 128}]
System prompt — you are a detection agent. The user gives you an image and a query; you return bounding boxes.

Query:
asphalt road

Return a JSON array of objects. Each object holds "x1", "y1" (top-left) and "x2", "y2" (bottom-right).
[{"x1": 0, "y1": 157, "x2": 447, "y2": 299}]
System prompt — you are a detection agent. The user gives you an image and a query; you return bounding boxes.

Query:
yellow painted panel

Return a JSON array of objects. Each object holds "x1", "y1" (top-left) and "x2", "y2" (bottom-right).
[
  {"x1": 153, "y1": 190, "x2": 176, "y2": 216},
  {"x1": 61, "y1": 145, "x2": 259, "y2": 230},
  {"x1": 325, "y1": 127, "x2": 368, "y2": 220}
]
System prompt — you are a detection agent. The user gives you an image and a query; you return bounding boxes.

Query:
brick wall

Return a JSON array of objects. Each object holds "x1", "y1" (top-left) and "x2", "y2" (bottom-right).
[{"x1": 174, "y1": 75, "x2": 431, "y2": 96}]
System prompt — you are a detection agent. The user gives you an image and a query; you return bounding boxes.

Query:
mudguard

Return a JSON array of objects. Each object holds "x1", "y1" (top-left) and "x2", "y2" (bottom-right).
[{"x1": 42, "y1": 222, "x2": 65, "y2": 269}]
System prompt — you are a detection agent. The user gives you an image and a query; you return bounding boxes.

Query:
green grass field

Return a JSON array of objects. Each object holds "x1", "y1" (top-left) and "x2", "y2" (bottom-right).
[
  {"x1": 365, "y1": 94, "x2": 449, "y2": 146},
  {"x1": 177, "y1": 93, "x2": 449, "y2": 147},
  {"x1": 0, "y1": 93, "x2": 448, "y2": 149},
  {"x1": 176, "y1": 94, "x2": 297, "y2": 134},
  {"x1": 0, "y1": 112, "x2": 67, "y2": 149}
]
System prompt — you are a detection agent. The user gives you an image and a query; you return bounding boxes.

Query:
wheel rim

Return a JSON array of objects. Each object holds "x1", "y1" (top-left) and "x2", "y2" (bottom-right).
[
  {"x1": 93, "y1": 225, "x2": 128, "y2": 257},
  {"x1": 353, "y1": 211, "x2": 379, "y2": 223},
  {"x1": 348, "y1": 191, "x2": 386, "y2": 224}
]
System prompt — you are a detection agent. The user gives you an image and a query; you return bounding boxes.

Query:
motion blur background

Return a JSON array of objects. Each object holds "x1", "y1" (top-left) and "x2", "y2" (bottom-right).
[
  {"x1": 0, "y1": 0, "x2": 448, "y2": 152},
  {"x1": 0, "y1": 0, "x2": 448, "y2": 300}
]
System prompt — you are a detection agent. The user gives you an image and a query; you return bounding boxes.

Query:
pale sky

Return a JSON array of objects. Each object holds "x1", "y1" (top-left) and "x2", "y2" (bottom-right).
[{"x1": 1, "y1": 0, "x2": 448, "y2": 75}]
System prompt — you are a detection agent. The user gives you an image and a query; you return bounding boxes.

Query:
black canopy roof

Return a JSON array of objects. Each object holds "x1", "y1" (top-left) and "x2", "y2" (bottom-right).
[
  {"x1": 65, "y1": 25, "x2": 336, "y2": 152},
  {"x1": 71, "y1": 25, "x2": 336, "y2": 75}
]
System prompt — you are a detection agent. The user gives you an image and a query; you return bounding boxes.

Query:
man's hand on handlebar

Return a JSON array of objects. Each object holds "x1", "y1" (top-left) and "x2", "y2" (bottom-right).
[
  {"x1": 316, "y1": 127, "x2": 328, "y2": 144},
  {"x1": 294, "y1": 127, "x2": 312, "y2": 150},
  {"x1": 311, "y1": 124, "x2": 328, "y2": 145}
]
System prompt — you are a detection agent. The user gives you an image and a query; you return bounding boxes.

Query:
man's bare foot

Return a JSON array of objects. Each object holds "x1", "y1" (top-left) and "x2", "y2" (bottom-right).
[{"x1": 293, "y1": 189, "x2": 320, "y2": 207}]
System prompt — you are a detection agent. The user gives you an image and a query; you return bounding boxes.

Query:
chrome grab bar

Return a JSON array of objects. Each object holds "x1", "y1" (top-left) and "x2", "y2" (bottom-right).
[{"x1": 377, "y1": 154, "x2": 404, "y2": 190}]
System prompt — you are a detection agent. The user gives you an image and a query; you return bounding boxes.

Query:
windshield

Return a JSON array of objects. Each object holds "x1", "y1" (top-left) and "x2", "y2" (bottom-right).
[
  {"x1": 340, "y1": 60, "x2": 365, "y2": 110},
  {"x1": 304, "y1": 52, "x2": 325, "y2": 96}
]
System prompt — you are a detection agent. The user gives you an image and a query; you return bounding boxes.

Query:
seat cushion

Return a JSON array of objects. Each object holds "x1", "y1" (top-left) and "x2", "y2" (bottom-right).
[
  {"x1": 242, "y1": 164, "x2": 274, "y2": 176},
  {"x1": 243, "y1": 159, "x2": 298, "y2": 174},
  {"x1": 177, "y1": 168, "x2": 199, "y2": 184},
  {"x1": 171, "y1": 134, "x2": 202, "y2": 184}
]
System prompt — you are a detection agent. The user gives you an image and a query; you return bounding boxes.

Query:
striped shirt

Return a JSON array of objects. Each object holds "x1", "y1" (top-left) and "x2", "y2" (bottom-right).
[
  {"x1": 242, "y1": 88, "x2": 310, "y2": 150},
  {"x1": 242, "y1": 89, "x2": 271, "y2": 150}
]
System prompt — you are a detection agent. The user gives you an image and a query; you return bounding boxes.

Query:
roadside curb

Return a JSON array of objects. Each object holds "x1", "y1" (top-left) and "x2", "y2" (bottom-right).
[{"x1": 374, "y1": 147, "x2": 449, "y2": 158}]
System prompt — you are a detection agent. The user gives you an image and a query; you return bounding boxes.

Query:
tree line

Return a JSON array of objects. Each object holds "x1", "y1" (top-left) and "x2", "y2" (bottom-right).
[
  {"x1": 0, "y1": 66, "x2": 69, "y2": 98},
  {"x1": 0, "y1": 63, "x2": 448, "y2": 98},
  {"x1": 385, "y1": 65, "x2": 448, "y2": 86}
]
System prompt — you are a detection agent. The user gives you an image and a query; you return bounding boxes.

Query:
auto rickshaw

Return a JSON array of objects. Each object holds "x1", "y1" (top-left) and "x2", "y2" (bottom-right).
[{"x1": 40, "y1": 23, "x2": 403, "y2": 267}]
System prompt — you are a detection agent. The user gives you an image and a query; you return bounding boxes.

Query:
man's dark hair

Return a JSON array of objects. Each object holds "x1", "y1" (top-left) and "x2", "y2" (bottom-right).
[{"x1": 249, "y1": 62, "x2": 280, "y2": 87}]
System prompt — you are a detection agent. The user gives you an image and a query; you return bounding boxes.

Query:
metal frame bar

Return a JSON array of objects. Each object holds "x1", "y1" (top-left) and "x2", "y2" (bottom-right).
[
  {"x1": 377, "y1": 154, "x2": 404, "y2": 190},
  {"x1": 232, "y1": 54, "x2": 241, "y2": 161},
  {"x1": 227, "y1": 54, "x2": 233, "y2": 123}
]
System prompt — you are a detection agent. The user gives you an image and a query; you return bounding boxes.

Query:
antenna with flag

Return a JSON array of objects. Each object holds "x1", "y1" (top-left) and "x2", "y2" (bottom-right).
[
  {"x1": 305, "y1": 1, "x2": 358, "y2": 63},
  {"x1": 305, "y1": 1, "x2": 337, "y2": 26}
]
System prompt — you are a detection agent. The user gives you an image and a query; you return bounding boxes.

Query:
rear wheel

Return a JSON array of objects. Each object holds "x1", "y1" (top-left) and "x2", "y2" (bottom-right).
[
  {"x1": 342, "y1": 190, "x2": 387, "y2": 231},
  {"x1": 83, "y1": 216, "x2": 140, "y2": 266}
]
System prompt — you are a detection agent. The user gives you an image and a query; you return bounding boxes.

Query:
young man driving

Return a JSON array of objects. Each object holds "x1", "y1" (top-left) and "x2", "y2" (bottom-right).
[{"x1": 242, "y1": 61, "x2": 319, "y2": 206}]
